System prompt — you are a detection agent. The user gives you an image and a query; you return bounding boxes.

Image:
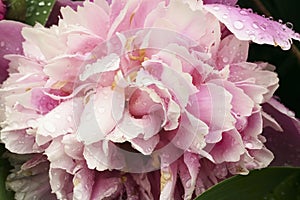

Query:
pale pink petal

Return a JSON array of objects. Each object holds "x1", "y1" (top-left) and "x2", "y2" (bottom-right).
[
  {"x1": 49, "y1": 168, "x2": 73, "y2": 199},
  {"x1": 160, "y1": 162, "x2": 178, "y2": 199},
  {"x1": 91, "y1": 171, "x2": 123, "y2": 199},
  {"x1": 1, "y1": 130, "x2": 42, "y2": 154},
  {"x1": 115, "y1": 110, "x2": 162, "y2": 141},
  {"x1": 216, "y1": 34, "x2": 249, "y2": 68},
  {"x1": 62, "y1": 134, "x2": 84, "y2": 160},
  {"x1": 210, "y1": 129, "x2": 245, "y2": 163},
  {"x1": 73, "y1": 166, "x2": 95, "y2": 200},
  {"x1": 36, "y1": 98, "x2": 83, "y2": 145},
  {"x1": 22, "y1": 25, "x2": 66, "y2": 60},
  {"x1": 45, "y1": 137, "x2": 76, "y2": 173},
  {"x1": 60, "y1": 1, "x2": 109, "y2": 38},
  {"x1": 235, "y1": 81, "x2": 268, "y2": 104},
  {"x1": 83, "y1": 140, "x2": 125, "y2": 171},
  {"x1": 77, "y1": 87, "x2": 122, "y2": 145},
  {"x1": 204, "y1": 4, "x2": 300, "y2": 50},
  {"x1": 130, "y1": 135, "x2": 160, "y2": 155},
  {"x1": 179, "y1": 152, "x2": 200, "y2": 200},
  {"x1": 46, "y1": 0, "x2": 83, "y2": 27},
  {"x1": 229, "y1": 63, "x2": 279, "y2": 102},
  {"x1": 187, "y1": 82, "x2": 235, "y2": 143},
  {"x1": 144, "y1": 0, "x2": 209, "y2": 42}
]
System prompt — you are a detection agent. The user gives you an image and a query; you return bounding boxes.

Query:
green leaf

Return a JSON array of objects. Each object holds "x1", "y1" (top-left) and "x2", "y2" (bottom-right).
[
  {"x1": 195, "y1": 167, "x2": 300, "y2": 200},
  {"x1": 25, "y1": 0, "x2": 56, "y2": 26},
  {"x1": 5, "y1": 0, "x2": 27, "y2": 22},
  {"x1": 0, "y1": 145, "x2": 14, "y2": 200}
]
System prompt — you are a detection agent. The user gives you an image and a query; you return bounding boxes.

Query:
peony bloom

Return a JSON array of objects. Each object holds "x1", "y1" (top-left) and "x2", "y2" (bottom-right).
[
  {"x1": 0, "y1": 0, "x2": 5, "y2": 20},
  {"x1": 0, "y1": 0, "x2": 300, "y2": 199}
]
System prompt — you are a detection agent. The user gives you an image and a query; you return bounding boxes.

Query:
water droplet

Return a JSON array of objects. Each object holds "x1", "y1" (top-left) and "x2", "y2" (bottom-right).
[
  {"x1": 239, "y1": 10, "x2": 248, "y2": 15},
  {"x1": 245, "y1": 142, "x2": 253, "y2": 149},
  {"x1": 43, "y1": 122, "x2": 56, "y2": 133},
  {"x1": 213, "y1": 6, "x2": 220, "y2": 11},
  {"x1": 0, "y1": 41, "x2": 5, "y2": 47},
  {"x1": 38, "y1": 1, "x2": 45, "y2": 6},
  {"x1": 233, "y1": 20, "x2": 244, "y2": 30},
  {"x1": 222, "y1": 57, "x2": 229, "y2": 63},
  {"x1": 246, "y1": 8, "x2": 253, "y2": 13},
  {"x1": 278, "y1": 19, "x2": 283, "y2": 24},
  {"x1": 185, "y1": 180, "x2": 191, "y2": 188},
  {"x1": 252, "y1": 22, "x2": 259, "y2": 29},
  {"x1": 42, "y1": 10, "x2": 48, "y2": 15},
  {"x1": 249, "y1": 34, "x2": 256, "y2": 40},
  {"x1": 285, "y1": 22, "x2": 293, "y2": 29},
  {"x1": 35, "y1": 12, "x2": 40, "y2": 16},
  {"x1": 47, "y1": 2, "x2": 52, "y2": 6},
  {"x1": 260, "y1": 23, "x2": 267, "y2": 31}
]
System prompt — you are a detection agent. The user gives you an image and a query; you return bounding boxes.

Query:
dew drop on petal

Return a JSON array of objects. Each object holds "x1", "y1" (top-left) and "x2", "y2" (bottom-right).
[
  {"x1": 213, "y1": 6, "x2": 220, "y2": 11},
  {"x1": 222, "y1": 14, "x2": 228, "y2": 19},
  {"x1": 260, "y1": 23, "x2": 267, "y2": 31},
  {"x1": 185, "y1": 180, "x2": 191, "y2": 188},
  {"x1": 239, "y1": 10, "x2": 248, "y2": 15},
  {"x1": 285, "y1": 22, "x2": 293, "y2": 29},
  {"x1": 252, "y1": 22, "x2": 259, "y2": 29},
  {"x1": 249, "y1": 33, "x2": 256, "y2": 40},
  {"x1": 233, "y1": 20, "x2": 244, "y2": 30},
  {"x1": 222, "y1": 57, "x2": 229, "y2": 63}
]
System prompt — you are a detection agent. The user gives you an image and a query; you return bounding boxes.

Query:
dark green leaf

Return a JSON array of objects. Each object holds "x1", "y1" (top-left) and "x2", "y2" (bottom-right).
[
  {"x1": 195, "y1": 167, "x2": 300, "y2": 200},
  {"x1": 25, "y1": 0, "x2": 56, "y2": 26},
  {"x1": 5, "y1": 0, "x2": 27, "y2": 22},
  {"x1": 0, "y1": 144, "x2": 14, "y2": 200}
]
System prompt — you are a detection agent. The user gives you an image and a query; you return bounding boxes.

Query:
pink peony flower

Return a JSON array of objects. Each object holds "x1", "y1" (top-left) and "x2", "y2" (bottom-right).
[
  {"x1": 1, "y1": 0, "x2": 300, "y2": 199},
  {"x1": 0, "y1": 0, "x2": 5, "y2": 20}
]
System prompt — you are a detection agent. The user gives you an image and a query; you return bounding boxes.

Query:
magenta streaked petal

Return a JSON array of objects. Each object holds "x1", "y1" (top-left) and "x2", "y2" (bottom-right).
[
  {"x1": 204, "y1": 4, "x2": 300, "y2": 50},
  {"x1": 0, "y1": 20, "x2": 26, "y2": 83}
]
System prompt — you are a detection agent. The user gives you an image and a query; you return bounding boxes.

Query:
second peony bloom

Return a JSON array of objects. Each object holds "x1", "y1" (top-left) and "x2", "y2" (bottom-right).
[{"x1": 0, "y1": 0, "x2": 299, "y2": 199}]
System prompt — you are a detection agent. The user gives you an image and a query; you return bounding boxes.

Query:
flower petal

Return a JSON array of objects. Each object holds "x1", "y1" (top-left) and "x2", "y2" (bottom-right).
[
  {"x1": 204, "y1": 4, "x2": 300, "y2": 50},
  {"x1": 203, "y1": 0, "x2": 237, "y2": 6},
  {"x1": 0, "y1": 20, "x2": 26, "y2": 83},
  {"x1": 263, "y1": 98, "x2": 300, "y2": 166}
]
